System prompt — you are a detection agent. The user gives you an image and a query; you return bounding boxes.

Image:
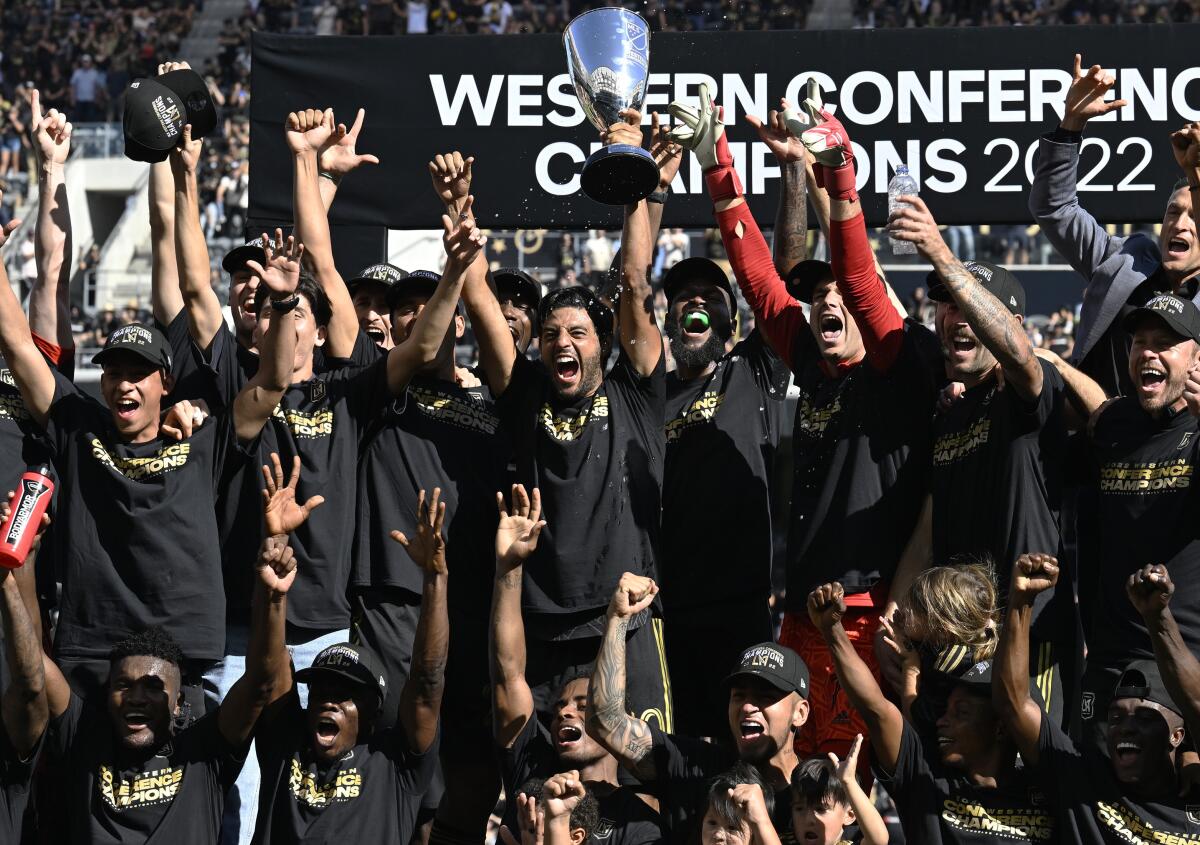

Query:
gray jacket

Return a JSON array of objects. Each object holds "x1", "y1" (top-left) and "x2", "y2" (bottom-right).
[{"x1": 1028, "y1": 134, "x2": 1195, "y2": 367}]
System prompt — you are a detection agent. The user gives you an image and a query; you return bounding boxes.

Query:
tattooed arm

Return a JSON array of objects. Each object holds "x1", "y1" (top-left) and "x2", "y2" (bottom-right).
[
  {"x1": 586, "y1": 573, "x2": 659, "y2": 781},
  {"x1": 889, "y1": 196, "x2": 1043, "y2": 402},
  {"x1": 772, "y1": 160, "x2": 808, "y2": 277}
]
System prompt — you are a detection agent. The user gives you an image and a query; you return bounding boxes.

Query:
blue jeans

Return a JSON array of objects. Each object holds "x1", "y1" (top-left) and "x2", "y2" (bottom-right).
[{"x1": 205, "y1": 623, "x2": 350, "y2": 845}]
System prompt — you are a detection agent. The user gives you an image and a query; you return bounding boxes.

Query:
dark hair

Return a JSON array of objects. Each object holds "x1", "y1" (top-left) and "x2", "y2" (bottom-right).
[
  {"x1": 109, "y1": 626, "x2": 184, "y2": 670},
  {"x1": 517, "y1": 776, "x2": 601, "y2": 841},
  {"x1": 790, "y1": 757, "x2": 850, "y2": 810},
  {"x1": 706, "y1": 761, "x2": 774, "y2": 829},
  {"x1": 538, "y1": 286, "x2": 613, "y2": 341},
  {"x1": 255, "y1": 272, "x2": 332, "y2": 328}
]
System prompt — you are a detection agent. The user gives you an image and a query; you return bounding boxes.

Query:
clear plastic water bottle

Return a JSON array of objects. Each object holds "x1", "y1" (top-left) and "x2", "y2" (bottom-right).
[{"x1": 888, "y1": 165, "x2": 919, "y2": 256}]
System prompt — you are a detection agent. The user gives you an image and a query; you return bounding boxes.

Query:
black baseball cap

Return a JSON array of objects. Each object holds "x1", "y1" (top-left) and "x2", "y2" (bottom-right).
[
  {"x1": 295, "y1": 642, "x2": 388, "y2": 704},
  {"x1": 92, "y1": 323, "x2": 173, "y2": 371},
  {"x1": 1123, "y1": 293, "x2": 1200, "y2": 344},
  {"x1": 493, "y1": 268, "x2": 542, "y2": 309},
  {"x1": 122, "y1": 69, "x2": 218, "y2": 163},
  {"x1": 348, "y1": 262, "x2": 407, "y2": 293},
  {"x1": 222, "y1": 241, "x2": 267, "y2": 274},
  {"x1": 1114, "y1": 659, "x2": 1182, "y2": 716},
  {"x1": 723, "y1": 642, "x2": 809, "y2": 699},
  {"x1": 928, "y1": 261, "x2": 1026, "y2": 316},
  {"x1": 784, "y1": 260, "x2": 835, "y2": 304},
  {"x1": 385, "y1": 269, "x2": 441, "y2": 307},
  {"x1": 662, "y1": 257, "x2": 735, "y2": 305}
]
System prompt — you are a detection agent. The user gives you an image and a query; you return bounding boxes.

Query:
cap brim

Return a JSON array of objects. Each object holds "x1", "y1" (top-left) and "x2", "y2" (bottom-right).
[
  {"x1": 124, "y1": 135, "x2": 171, "y2": 163},
  {"x1": 92, "y1": 344, "x2": 167, "y2": 370},
  {"x1": 663, "y1": 258, "x2": 733, "y2": 303},
  {"x1": 785, "y1": 260, "x2": 834, "y2": 304},
  {"x1": 222, "y1": 245, "x2": 266, "y2": 274},
  {"x1": 294, "y1": 664, "x2": 379, "y2": 696},
  {"x1": 721, "y1": 668, "x2": 799, "y2": 696},
  {"x1": 1123, "y1": 307, "x2": 1195, "y2": 342},
  {"x1": 495, "y1": 275, "x2": 542, "y2": 307}
]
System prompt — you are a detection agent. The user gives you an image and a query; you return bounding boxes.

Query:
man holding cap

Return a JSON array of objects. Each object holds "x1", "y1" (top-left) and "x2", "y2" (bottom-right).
[
  {"x1": 889, "y1": 196, "x2": 1081, "y2": 729},
  {"x1": 251, "y1": 486, "x2": 448, "y2": 844},
  {"x1": 997, "y1": 555, "x2": 1197, "y2": 844},
  {"x1": 1079, "y1": 293, "x2": 1200, "y2": 739},
  {"x1": 660, "y1": 255, "x2": 789, "y2": 738},
  {"x1": 587, "y1": 574, "x2": 809, "y2": 843}
]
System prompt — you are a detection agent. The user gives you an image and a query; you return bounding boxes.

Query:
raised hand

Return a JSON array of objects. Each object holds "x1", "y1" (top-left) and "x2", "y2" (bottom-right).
[
  {"x1": 1011, "y1": 553, "x2": 1059, "y2": 606},
  {"x1": 1062, "y1": 54, "x2": 1128, "y2": 132},
  {"x1": 161, "y1": 398, "x2": 211, "y2": 441},
  {"x1": 495, "y1": 484, "x2": 546, "y2": 570},
  {"x1": 886, "y1": 195, "x2": 949, "y2": 259},
  {"x1": 319, "y1": 108, "x2": 380, "y2": 179},
  {"x1": 745, "y1": 97, "x2": 805, "y2": 164},
  {"x1": 807, "y1": 582, "x2": 846, "y2": 634},
  {"x1": 286, "y1": 108, "x2": 335, "y2": 156},
  {"x1": 606, "y1": 571, "x2": 658, "y2": 620},
  {"x1": 649, "y1": 111, "x2": 682, "y2": 191},
  {"x1": 0, "y1": 489, "x2": 51, "y2": 553},
  {"x1": 1169, "y1": 123, "x2": 1200, "y2": 174},
  {"x1": 878, "y1": 614, "x2": 919, "y2": 679},
  {"x1": 1126, "y1": 563, "x2": 1174, "y2": 621},
  {"x1": 798, "y1": 79, "x2": 852, "y2": 170},
  {"x1": 391, "y1": 488, "x2": 447, "y2": 575},
  {"x1": 1186, "y1": 367, "x2": 1200, "y2": 418},
  {"x1": 428, "y1": 150, "x2": 474, "y2": 213},
  {"x1": 169, "y1": 123, "x2": 203, "y2": 174},
  {"x1": 441, "y1": 194, "x2": 486, "y2": 273},
  {"x1": 256, "y1": 534, "x2": 298, "y2": 595},
  {"x1": 245, "y1": 229, "x2": 304, "y2": 299},
  {"x1": 727, "y1": 782, "x2": 771, "y2": 827},
  {"x1": 29, "y1": 89, "x2": 71, "y2": 167},
  {"x1": 830, "y1": 733, "x2": 864, "y2": 785},
  {"x1": 669, "y1": 82, "x2": 725, "y2": 171},
  {"x1": 261, "y1": 452, "x2": 325, "y2": 536},
  {"x1": 542, "y1": 771, "x2": 585, "y2": 820},
  {"x1": 601, "y1": 107, "x2": 643, "y2": 148},
  {"x1": 500, "y1": 791, "x2": 544, "y2": 845}
]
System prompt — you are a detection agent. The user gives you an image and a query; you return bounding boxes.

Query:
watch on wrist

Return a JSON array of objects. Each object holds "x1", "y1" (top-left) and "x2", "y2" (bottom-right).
[
  {"x1": 318, "y1": 170, "x2": 342, "y2": 186},
  {"x1": 270, "y1": 294, "x2": 301, "y2": 313},
  {"x1": 647, "y1": 190, "x2": 669, "y2": 204}
]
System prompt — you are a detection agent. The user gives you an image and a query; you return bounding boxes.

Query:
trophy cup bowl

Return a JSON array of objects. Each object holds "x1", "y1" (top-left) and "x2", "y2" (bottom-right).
[{"x1": 564, "y1": 8, "x2": 659, "y2": 204}]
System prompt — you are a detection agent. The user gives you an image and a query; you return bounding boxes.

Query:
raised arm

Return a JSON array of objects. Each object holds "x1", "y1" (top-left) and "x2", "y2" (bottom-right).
[
  {"x1": 585, "y1": 573, "x2": 659, "y2": 781},
  {"x1": 1, "y1": 569, "x2": 47, "y2": 758},
  {"x1": 490, "y1": 485, "x2": 546, "y2": 749},
  {"x1": 647, "y1": 112, "x2": 683, "y2": 245},
  {"x1": 286, "y1": 108, "x2": 358, "y2": 360},
  {"x1": 316, "y1": 107, "x2": 380, "y2": 213},
  {"x1": 149, "y1": 159, "x2": 183, "y2": 326},
  {"x1": 170, "y1": 125, "x2": 226, "y2": 350},
  {"x1": 745, "y1": 99, "x2": 807, "y2": 276},
  {"x1": 889, "y1": 197, "x2": 1042, "y2": 402},
  {"x1": 384, "y1": 201, "x2": 484, "y2": 396},
  {"x1": 1034, "y1": 347, "x2": 1107, "y2": 427},
  {"x1": 0, "y1": 196, "x2": 54, "y2": 428},
  {"x1": 428, "y1": 153, "x2": 515, "y2": 395},
  {"x1": 833, "y1": 736, "x2": 889, "y2": 845},
  {"x1": 1127, "y1": 565, "x2": 1200, "y2": 738},
  {"x1": 993, "y1": 554, "x2": 1059, "y2": 766},
  {"x1": 1028, "y1": 54, "x2": 1128, "y2": 279},
  {"x1": 231, "y1": 231, "x2": 302, "y2": 443},
  {"x1": 395, "y1": 489, "x2": 450, "y2": 755},
  {"x1": 27, "y1": 90, "x2": 73, "y2": 351},
  {"x1": 808, "y1": 583, "x2": 903, "y2": 772}
]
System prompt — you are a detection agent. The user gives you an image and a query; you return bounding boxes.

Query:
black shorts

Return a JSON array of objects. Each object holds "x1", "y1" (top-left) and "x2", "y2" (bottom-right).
[{"x1": 525, "y1": 615, "x2": 675, "y2": 734}]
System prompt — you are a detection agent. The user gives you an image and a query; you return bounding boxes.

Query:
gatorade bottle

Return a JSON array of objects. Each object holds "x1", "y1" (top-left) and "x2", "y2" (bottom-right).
[
  {"x1": 888, "y1": 164, "x2": 919, "y2": 256},
  {"x1": 0, "y1": 466, "x2": 54, "y2": 569}
]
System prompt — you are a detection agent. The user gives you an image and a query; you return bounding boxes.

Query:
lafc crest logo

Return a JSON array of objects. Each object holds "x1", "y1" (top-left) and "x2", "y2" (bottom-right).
[
  {"x1": 309, "y1": 380, "x2": 327, "y2": 403},
  {"x1": 1081, "y1": 692, "x2": 1095, "y2": 721},
  {"x1": 1187, "y1": 806, "x2": 1200, "y2": 825},
  {"x1": 593, "y1": 819, "x2": 615, "y2": 840}
]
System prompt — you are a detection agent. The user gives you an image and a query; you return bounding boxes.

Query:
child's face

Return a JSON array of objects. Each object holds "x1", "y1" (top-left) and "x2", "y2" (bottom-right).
[
  {"x1": 701, "y1": 807, "x2": 752, "y2": 845},
  {"x1": 791, "y1": 796, "x2": 855, "y2": 845}
]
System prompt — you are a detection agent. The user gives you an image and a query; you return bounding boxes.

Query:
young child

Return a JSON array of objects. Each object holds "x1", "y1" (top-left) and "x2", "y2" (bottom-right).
[
  {"x1": 790, "y1": 735, "x2": 888, "y2": 845},
  {"x1": 701, "y1": 762, "x2": 781, "y2": 845}
]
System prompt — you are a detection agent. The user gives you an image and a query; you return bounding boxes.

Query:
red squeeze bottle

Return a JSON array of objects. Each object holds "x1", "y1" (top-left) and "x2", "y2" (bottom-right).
[{"x1": 0, "y1": 465, "x2": 54, "y2": 569}]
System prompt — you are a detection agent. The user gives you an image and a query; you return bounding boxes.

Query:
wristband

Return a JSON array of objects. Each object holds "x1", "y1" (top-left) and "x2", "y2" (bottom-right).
[
  {"x1": 815, "y1": 163, "x2": 858, "y2": 203},
  {"x1": 318, "y1": 170, "x2": 342, "y2": 186},
  {"x1": 269, "y1": 294, "x2": 301, "y2": 313},
  {"x1": 704, "y1": 165, "x2": 744, "y2": 203},
  {"x1": 646, "y1": 190, "x2": 668, "y2": 205},
  {"x1": 1049, "y1": 125, "x2": 1083, "y2": 145}
]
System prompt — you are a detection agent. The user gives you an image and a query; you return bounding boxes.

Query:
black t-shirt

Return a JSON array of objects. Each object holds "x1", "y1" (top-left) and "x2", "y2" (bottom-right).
[
  {"x1": 351, "y1": 374, "x2": 508, "y2": 614},
  {"x1": 0, "y1": 358, "x2": 56, "y2": 493},
  {"x1": 930, "y1": 360, "x2": 1067, "y2": 636},
  {"x1": 874, "y1": 720, "x2": 1054, "y2": 845},
  {"x1": 663, "y1": 331, "x2": 788, "y2": 611},
  {"x1": 500, "y1": 717, "x2": 666, "y2": 845},
  {"x1": 49, "y1": 693, "x2": 244, "y2": 844},
  {"x1": 203, "y1": 326, "x2": 394, "y2": 630},
  {"x1": 645, "y1": 725, "x2": 795, "y2": 845},
  {"x1": 495, "y1": 350, "x2": 665, "y2": 638},
  {"x1": 787, "y1": 322, "x2": 942, "y2": 606},
  {"x1": 253, "y1": 690, "x2": 437, "y2": 844},
  {"x1": 1087, "y1": 398, "x2": 1200, "y2": 672},
  {"x1": 44, "y1": 370, "x2": 251, "y2": 662},
  {"x1": 1036, "y1": 712, "x2": 1199, "y2": 845},
  {"x1": 0, "y1": 729, "x2": 40, "y2": 844}
]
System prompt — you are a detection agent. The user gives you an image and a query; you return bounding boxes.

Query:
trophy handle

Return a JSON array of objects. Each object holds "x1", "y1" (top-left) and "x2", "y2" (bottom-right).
[{"x1": 580, "y1": 144, "x2": 659, "y2": 205}]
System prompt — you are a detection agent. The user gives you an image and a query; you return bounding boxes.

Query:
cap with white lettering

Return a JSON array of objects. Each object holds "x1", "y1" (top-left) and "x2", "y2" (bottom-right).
[{"x1": 723, "y1": 642, "x2": 809, "y2": 699}]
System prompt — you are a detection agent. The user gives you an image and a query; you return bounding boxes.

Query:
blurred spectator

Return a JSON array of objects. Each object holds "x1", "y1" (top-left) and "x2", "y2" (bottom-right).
[
  {"x1": 69, "y1": 55, "x2": 106, "y2": 122},
  {"x1": 484, "y1": 0, "x2": 514, "y2": 32},
  {"x1": 407, "y1": 0, "x2": 431, "y2": 33},
  {"x1": 314, "y1": 0, "x2": 341, "y2": 34}
]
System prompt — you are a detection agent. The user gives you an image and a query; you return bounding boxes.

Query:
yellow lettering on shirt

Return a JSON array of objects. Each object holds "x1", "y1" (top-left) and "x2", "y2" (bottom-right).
[
  {"x1": 1099, "y1": 459, "x2": 1193, "y2": 494},
  {"x1": 273, "y1": 405, "x2": 334, "y2": 439},
  {"x1": 540, "y1": 396, "x2": 608, "y2": 442},
  {"x1": 1095, "y1": 800, "x2": 1200, "y2": 845},
  {"x1": 98, "y1": 762, "x2": 184, "y2": 810},
  {"x1": 933, "y1": 419, "x2": 992, "y2": 466},
  {"x1": 410, "y1": 387, "x2": 498, "y2": 435},
  {"x1": 90, "y1": 439, "x2": 191, "y2": 481},
  {"x1": 795, "y1": 393, "x2": 841, "y2": 438},
  {"x1": 939, "y1": 797, "x2": 1055, "y2": 841},
  {"x1": 0, "y1": 392, "x2": 30, "y2": 423},
  {"x1": 288, "y1": 757, "x2": 363, "y2": 807},
  {"x1": 665, "y1": 390, "x2": 725, "y2": 442}
]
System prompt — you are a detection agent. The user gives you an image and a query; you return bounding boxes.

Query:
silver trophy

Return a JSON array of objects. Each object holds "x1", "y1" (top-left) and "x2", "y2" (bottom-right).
[{"x1": 564, "y1": 8, "x2": 658, "y2": 204}]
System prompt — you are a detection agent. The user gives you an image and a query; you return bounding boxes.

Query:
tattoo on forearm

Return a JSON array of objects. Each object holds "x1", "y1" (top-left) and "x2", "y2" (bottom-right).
[
  {"x1": 590, "y1": 618, "x2": 656, "y2": 779},
  {"x1": 937, "y1": 256, "x2": 1031, "y2": 367},
  {"x1": 774, "y1": 161, "x2": 808, "y2": 271}
]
